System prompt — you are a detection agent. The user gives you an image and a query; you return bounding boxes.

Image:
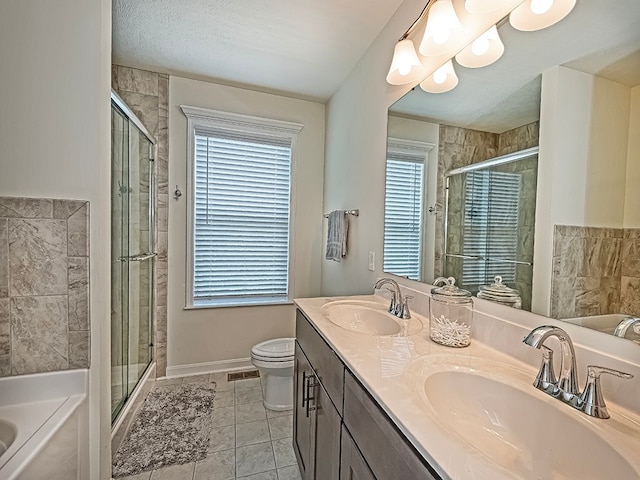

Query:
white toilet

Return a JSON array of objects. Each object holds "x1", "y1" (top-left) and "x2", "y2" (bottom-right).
[{"x1": 250, "y1": 337, "x2": 296, "y2": 411}]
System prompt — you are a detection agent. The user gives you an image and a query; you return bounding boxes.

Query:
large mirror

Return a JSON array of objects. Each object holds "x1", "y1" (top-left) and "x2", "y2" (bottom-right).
[{"x1": 383, "y1": 0, "x2": 640, "y2": 342}]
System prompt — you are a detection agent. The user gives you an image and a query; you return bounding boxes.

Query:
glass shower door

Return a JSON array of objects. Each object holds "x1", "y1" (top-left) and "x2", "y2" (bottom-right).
[{"x1": 111, "y1": 97, "x2": 156, "y2": 423}]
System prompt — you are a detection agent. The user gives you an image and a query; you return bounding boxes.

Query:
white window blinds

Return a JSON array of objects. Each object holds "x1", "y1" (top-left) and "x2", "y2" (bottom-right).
[
  {"x1": 383, "y1": 152, "x2": 425, "y2": 281},
  {"x1": 461, "y1": 170, "x2": 520, "y2": 286},
  {"x1": 192, "y1": 125, "x2": 293, "y2": 304}
]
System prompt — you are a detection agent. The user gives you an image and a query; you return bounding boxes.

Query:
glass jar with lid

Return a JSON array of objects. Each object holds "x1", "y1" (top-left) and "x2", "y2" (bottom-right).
[
  {"x1": 477, "y1": 275, "x2": 522, "y2": 309},
  {"x1": 429, "y1": 277, "x2": 473, "y2": 348}
]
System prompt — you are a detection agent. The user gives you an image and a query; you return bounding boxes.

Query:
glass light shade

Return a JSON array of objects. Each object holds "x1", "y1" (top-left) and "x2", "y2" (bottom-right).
[
  {"x1": 455, "y1": 25, "x2": 505, "y2": 68},
  {"x1": 419, "y1": 0, "x2": 463, "y2": 57},
  {"x1": 464, "y1": 0, "x2": 509, "y2": 14},
  {"x1": 420, "y1": 60, "x2": 459, "y2": 93},
  {"x1": 386, "y1": 39, "x2": 426, "y2": 85},
  {"x1": 509, "y1": 0, "x2": 576, "y2": 31}
]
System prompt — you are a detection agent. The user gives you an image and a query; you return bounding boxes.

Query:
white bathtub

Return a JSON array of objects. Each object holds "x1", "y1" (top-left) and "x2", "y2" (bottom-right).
[
  {"x1": 563, "y1": 313, "x2": 632, "y2": 335},
  {"x1": 0, "y1": 370, "x2": 87, "y2": 480}
]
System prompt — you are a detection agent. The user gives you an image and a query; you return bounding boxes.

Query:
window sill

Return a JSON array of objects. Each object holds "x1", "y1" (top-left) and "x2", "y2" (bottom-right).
[{"x1": 185, "y1": 297, "x2": 294, "y2": 310}]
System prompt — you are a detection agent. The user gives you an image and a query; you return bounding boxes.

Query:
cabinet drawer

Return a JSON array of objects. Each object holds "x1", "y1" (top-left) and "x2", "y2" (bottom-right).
[
  {"x1": 296, "y1": 309, "x2": 344, "y2": 415},
  {"x1": 343, "y1": 372, "x2": 441, "y2": 480}
]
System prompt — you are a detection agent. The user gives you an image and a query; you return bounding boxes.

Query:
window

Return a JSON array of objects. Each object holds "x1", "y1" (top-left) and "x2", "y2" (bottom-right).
[
  {"x1": 181, "y1": 106, "x2": 303, "y2": 307},
  {"x1": 383, "y1": 139, "x2": 429, "y2": 280}
]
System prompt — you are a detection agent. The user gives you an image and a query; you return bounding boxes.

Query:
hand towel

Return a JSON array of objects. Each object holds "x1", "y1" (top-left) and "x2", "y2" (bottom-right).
[{"x1": 325, "y1": 210, "x2": 348, "y2": 262}]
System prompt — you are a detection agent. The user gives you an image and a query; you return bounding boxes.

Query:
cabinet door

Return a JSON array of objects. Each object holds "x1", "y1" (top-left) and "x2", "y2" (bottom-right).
[
  {"x1": 293, "y1": 341, "x2": 314, "y2": 479},
  {"x1": 312, "y1": 381, "x2": 341, "y2": 480},
  {"x1": 340, "y1": 426, "x2": 376, "y2": 480}
]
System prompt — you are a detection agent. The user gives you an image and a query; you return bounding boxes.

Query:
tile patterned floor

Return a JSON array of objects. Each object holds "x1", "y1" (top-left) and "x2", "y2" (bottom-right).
[{"x1": 116, "y1": 373, "x2": 301, "y2": 480}]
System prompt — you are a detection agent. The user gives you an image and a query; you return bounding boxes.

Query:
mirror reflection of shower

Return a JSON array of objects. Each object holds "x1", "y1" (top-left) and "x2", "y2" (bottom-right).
[
  {"x1": 443, "y1": 148, "x2": 538, "y2": 310},
  {"x1": 111, "y1": 92, "x2": 157, "y2": 424}
]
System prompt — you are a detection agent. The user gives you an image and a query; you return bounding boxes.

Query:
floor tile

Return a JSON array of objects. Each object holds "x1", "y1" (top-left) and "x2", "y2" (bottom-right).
[
  {"x1": 235, "y1": 385, "x2": 264, "y2": 405},
  {"x1": 149, "y1": 462, "x2": 195, "y2": 480},
  {"x1": 209, "y1": 373, "x2": 234, "y2": 391},
  {"x1": 154, "y1": 377, "x2": 182, "y2": 387},
  {"x1": 268, "y1": 415, "x2": 293, "y2": 440},
  {"x1": 208, "y1": 424, "x2": 235, "y2": 452},
  {"x1": 238, "y1": 470, "x2": 278, "y2": 480},
  {"x1": 236, "y1": 401, "x2": 267, "y2": 424},
  {"x1": 181, "y1": 374, "x2": 210, "y2": 384},
  {"x1": 272, "y1": 438, "x2": 297, "y2": 469},
  {"x1": 266, "y1": 408, "x2": 292, "y2": 419},
  {"x1": 211, "y1": 405, "x2": 235, "y2": 427},
  {"x1": 235, "y1": 377, "x2": 261, "y2": 391},
  {"x1": 236, "y1": 441, "x2": 276, "y2": 477},
  {"x1": 194, "y1": 449, "x2": 235, "y2": 480},
  {"x1": 214, "y1": 389, "x2": 235, "y2": 407},
  {"x1": 277, "y1": 465, "x2": 302, "y2": 480},
  {"x1": 236, "y1": 420, "x2": 270, "y2": 447}
]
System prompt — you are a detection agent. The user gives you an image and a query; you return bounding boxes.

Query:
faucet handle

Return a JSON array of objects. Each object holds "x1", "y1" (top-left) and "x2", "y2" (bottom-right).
[
  {"x1": 533, "y1": 345, "x2": 557, "y2": 394},
  {"x1": 401, "y1": 295, "x2": 413, "y2": 319},
  {"x1": 578, "y1": 365, "x2": 634, "y2": 419}
]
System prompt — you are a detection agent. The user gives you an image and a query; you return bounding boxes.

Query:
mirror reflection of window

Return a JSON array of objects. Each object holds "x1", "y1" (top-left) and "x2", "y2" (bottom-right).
[{"x1": 383, "y1": 139, "x2": 431, "y2": 280}]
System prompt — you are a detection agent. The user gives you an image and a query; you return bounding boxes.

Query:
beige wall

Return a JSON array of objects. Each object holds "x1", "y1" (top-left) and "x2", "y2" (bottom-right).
[
  {"x1": 533, "y1": 66, "x2": 632, "y2": 315},
  {"x1": 624, "y1": 86, "x2": 640, "y2": 228},
  {"x1": 167, "y1": 76, "x2": 325, "y2": 370},
  {"x1": 0, "y1": 0, "x2": 111, "y2": 477}
]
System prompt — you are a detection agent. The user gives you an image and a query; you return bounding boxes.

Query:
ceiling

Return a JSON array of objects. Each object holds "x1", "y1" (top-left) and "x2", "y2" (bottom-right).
[
  {"x1": 390, "y1": 0, "x2": 640, "y2": 133},
  {"x1": 112, "y1": 0, "x2": 405, "y2": 102}
]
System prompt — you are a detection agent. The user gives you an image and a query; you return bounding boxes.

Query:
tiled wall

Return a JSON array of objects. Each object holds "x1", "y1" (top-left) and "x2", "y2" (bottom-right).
[
  {"x1": 112, "y1": 65, "x2": 169, "y2": 376},
  {"x1": 0, "y1": 197, "x2": 90, "y2": 376},
  {"x1": 434, "y1": 122, "x2": 539, "y2": 308},
  {"x1": 551, "y1": 226, "x2": 640, "y2": 318}
]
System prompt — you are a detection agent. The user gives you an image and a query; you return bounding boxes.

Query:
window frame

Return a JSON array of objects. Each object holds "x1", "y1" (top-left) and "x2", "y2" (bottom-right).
[{"x1": 181, "y1": 105, "x2": 303, "y2": 309}]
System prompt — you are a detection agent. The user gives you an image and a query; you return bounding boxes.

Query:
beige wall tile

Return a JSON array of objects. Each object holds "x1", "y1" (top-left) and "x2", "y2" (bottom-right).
[{"x1": 0, "y1": 197, "x2": 52, "y2": 218}]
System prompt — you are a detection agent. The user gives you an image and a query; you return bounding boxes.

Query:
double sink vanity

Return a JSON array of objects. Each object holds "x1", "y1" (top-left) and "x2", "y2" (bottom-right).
[{"x1": 293, "y1": 283, "x2": 640, "y2": 479}]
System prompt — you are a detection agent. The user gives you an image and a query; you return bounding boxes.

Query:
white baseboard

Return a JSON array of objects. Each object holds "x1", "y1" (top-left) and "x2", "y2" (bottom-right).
[{"x1": 163, "y1": 357, "x2": 253, "y2": 378}]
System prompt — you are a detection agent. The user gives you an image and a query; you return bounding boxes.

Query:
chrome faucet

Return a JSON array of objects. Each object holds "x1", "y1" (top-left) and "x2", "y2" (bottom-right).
[
  {"x1": 373, "y1": 278, "x2": 411, "y2": 319},
  {"x1": 523, "y1": 325, "x2": 633, "y2": 419},
  {"x1": 613, "y1": 317, "x2": 640, "y2": 339},
  {"x1": 523, "y1": 325, "x2": 580, "y2": 399}
]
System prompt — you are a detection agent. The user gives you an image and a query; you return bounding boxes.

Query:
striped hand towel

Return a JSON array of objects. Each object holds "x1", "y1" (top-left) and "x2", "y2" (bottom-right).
[{"x1": 325, "y1": 210, "x2": 348, "y2": 262}]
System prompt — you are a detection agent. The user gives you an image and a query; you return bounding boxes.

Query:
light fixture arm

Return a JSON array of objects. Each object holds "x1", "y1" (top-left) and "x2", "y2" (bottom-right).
[{"x1": 398, "y1": 0, "x2": 437, "y2": 41}]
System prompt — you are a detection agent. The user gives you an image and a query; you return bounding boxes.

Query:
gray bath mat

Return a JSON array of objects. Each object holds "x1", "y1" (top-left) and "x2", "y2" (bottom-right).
[{"x1": 112, "y1": 382, "x2": 216, "y2": 478}]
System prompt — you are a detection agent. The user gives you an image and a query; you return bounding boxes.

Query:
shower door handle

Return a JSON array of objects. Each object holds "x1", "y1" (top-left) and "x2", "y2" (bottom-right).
[{"x1": 118, "y1": 252, "x2": 157, "y2": 262}]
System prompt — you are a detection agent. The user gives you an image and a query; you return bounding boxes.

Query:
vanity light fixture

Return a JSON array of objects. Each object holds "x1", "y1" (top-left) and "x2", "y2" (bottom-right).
[
  {"x1": 509, "y1": 0, "x2": 576, "y2": 31},
  {"x1": 386, "y1": 0, "x2": 576, "y2": 92},
  {"x1": 455, "y1": 25, "x2": 505, "y2": 68},
  {"x1": 420, "y1": 60, "x2": 459, "y2": 93}
]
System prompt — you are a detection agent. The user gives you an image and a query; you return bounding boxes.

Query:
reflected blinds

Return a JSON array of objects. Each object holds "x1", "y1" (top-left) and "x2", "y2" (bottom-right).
[
  {"x1": 383, "y1": 153, "x2": 425, "y2": 280},
  {"x1": 193, "y1": 127, "x2": 292, "y2": 302},
  {"x1": 461, "y1": 170, "x2": 520, "y2": 285}
]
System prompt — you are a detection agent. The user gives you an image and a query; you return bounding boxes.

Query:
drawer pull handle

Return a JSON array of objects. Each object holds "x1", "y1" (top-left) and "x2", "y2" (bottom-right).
[
  {"x1": 302, "y1": 371, "x2": 308, "y2": 408},
  {"x1": 306, "y1": 376, "x2": 319, "y2": 417}
]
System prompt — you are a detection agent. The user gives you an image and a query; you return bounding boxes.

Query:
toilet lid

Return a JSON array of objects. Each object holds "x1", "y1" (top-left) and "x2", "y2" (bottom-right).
[{"x1": 252, "y1": 337, "x2": 295, "y2": 359}]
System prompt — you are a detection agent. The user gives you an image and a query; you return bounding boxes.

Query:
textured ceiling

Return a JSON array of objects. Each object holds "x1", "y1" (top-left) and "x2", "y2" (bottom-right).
[
  {"x1": 391, "y1": 0, "x2": 640, "y2": 133},
  {"x1": 112, "y1": 0, "x2": 405, "y2": 101}
]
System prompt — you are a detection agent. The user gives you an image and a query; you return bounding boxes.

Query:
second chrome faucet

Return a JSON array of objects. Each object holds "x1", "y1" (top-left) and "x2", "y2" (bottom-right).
[
  {"x1": 523, "y1": 325, "x2": 633, "y2": 419},
  {"x1": 373, "y1": 278, "x2": 412, "y2": 319}
]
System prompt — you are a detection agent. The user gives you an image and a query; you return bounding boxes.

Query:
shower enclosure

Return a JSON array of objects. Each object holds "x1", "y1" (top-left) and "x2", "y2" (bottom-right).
[
  {"x1": 111, "y1": 92, "x2": 157, "y2": 423},
  {"x1": 443, "y1": 147, "x2": 538, "y2": 310}
]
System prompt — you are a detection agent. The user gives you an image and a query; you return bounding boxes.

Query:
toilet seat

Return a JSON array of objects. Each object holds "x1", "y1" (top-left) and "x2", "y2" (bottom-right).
[{"x1": 251, "y1": 337, "x2": 295, "y2": 362}]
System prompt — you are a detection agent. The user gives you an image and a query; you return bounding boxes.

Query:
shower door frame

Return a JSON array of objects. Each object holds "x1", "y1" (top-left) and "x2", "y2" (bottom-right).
[{"x1": 111, "y1": 91, "x2": 157, "y2": 424}]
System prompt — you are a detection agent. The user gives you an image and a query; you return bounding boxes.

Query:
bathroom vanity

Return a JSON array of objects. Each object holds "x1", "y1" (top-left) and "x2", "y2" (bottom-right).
[{"x1": 293, "y1": 291, "x2": 640, "y2": 480}]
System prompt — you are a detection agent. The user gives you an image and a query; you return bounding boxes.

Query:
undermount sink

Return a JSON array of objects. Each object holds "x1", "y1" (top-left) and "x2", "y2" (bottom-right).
[
  {"x1": 407, "y1": 356, "x2": 640, "y2": 479},
  {"x1": 320, "y1": 299, "x2": 422, "y2": 336},
  {"x1": 0, "y1": 419, "x2": 17, "y2": 458}
]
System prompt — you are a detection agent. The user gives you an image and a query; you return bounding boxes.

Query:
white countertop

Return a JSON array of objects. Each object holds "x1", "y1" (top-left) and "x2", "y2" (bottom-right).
[{"x1": 295, "y1": 294, "x2": 640, "y2": 480}]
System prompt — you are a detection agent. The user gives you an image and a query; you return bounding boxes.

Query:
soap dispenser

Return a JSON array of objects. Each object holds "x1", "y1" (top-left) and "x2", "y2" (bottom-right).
[{"x1": 430, "y1": 276, "x2": 473, "y2": 347}]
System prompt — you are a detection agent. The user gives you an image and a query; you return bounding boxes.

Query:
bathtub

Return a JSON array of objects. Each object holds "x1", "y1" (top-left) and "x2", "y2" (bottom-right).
[
  {"x1": 563, "y1": 313, "x2": 633, "y2": 335},
  {"x1": 0, "y1": 370, "x2": 87, "y2": 480}
]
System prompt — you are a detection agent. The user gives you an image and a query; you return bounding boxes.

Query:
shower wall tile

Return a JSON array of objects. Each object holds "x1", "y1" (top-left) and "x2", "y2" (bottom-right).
[
  {"x1": 112, "y1": 65, "x2": 159, "y2": 97},
  {"x1": 0, "y1": 196, "x2": 90, "y2": 378},
  {"x1": 114, "y1": 64, "x2": 169, "y2": 376},
  {"x1": 11, "y1": 296, "x2": 69, "y2": 374},
  {"x1": 9, "y1": 218, "x2": 68, "y2": 296}
]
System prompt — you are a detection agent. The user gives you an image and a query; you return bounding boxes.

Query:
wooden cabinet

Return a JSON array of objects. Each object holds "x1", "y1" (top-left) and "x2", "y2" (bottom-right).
[
  {"x1": 294, "y1": 310, "x2": 342, "y2": 480},
  {"x1": 294, "y1": 308, "x2": 443, "y2": 480}
]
